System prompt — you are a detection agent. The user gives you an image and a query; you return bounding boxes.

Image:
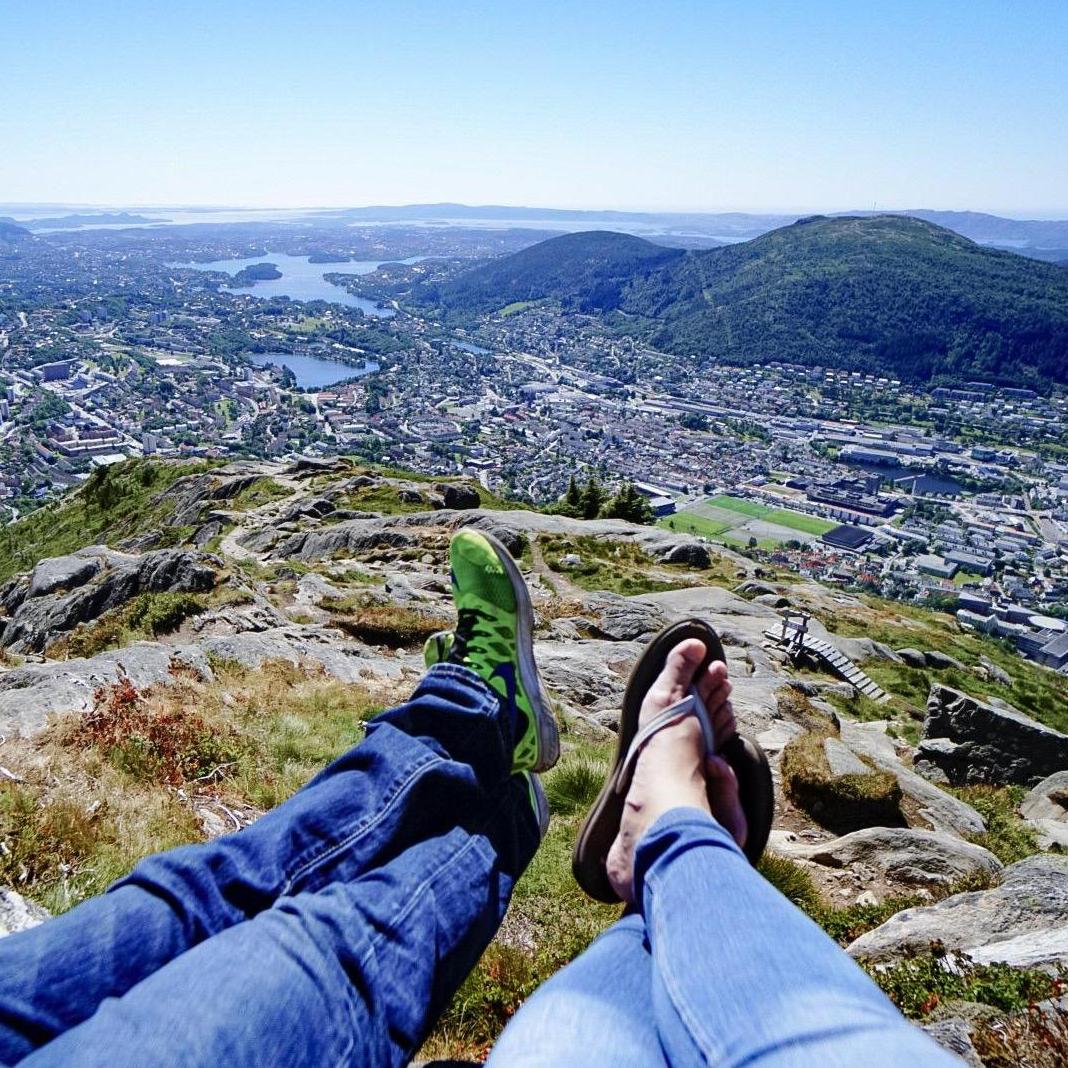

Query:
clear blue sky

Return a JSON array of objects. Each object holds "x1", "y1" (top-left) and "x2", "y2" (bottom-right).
[{"x1": 2, "y1": 0, "x2": 1066, "y2": 214}]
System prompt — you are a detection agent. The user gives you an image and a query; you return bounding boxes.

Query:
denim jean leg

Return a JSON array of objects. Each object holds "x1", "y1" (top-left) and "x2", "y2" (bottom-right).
[
  {"x1": 19, "y1": 773, "x2": 540, "y2": 1068},
  {"x1": 487, "y1": 912, "x2": 667, "y2": 1068},
  {"x1": 0, "y1": 664, "x2": 513, "y2": 1064},
  {"x1": 635, "y1": 808, "x2": 961, "y2": 1067}
]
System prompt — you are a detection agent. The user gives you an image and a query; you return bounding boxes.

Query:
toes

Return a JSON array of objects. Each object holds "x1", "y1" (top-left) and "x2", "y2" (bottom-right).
[
  {"x1": 706, "y1": 755, "x2": 747, "y2": 848},
  {"x1": 641, "y1": 638, "x2": 707, "y2": 715}
]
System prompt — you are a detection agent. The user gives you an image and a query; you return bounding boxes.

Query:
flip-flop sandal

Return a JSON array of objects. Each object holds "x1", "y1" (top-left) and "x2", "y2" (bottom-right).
[{"x1": 572, "y1": 619, "x2": 774, "y2": 903}]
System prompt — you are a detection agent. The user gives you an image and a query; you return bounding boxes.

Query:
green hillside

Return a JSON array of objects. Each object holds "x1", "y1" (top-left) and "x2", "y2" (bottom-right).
[
  {"x1": 427, "y1": 216, "x2": 1068, "y2": 387},
  {"x1": 421, "y1": 229, "x2": 684, "y2": 315},
  {"x1": 620, "y1": 215, "x2": 1068, "y2": 387}
]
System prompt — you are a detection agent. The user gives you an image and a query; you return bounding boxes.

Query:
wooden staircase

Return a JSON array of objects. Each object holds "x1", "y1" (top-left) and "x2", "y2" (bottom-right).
[{"x1": 764, "y1": 628, "x2": 891, "y2": 703}]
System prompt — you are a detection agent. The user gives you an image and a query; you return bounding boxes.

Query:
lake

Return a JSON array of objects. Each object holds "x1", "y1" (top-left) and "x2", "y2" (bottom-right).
[
  {"x1": 249, "y1": 352, "x2": 379, "y2": 389},
  {"x1": 169, "y1": 252, "x2": 423, "y2": 317}
]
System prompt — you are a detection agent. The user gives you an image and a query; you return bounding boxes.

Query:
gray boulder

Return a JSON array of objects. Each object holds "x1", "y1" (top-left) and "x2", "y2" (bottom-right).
[
  {"x1": 572, "y1": 593, "x2": 664, "y2": 642},
  {"x1": 1020, "y1": 770, "x2": 1068, "y2": 822},
  {"x1": 792, "y1": 827, "x2": 1002, "y2": 886},
  {"x1": 848, "y1": 854, "x2": 1068, "y2": 969},
  {"x1": 833, "y1": 637, "x2": 902, "y2": 663},
  {"x1": 0, "y1": 888, "x2": 49, "y2": 937},
  {"x1": 925, "y1": 650, "x2": 966, "y2": 671},
  {"x1": 896, "y1": 647, "x2": 928, "y2": 669},
  {"x1": 435, "y1": 483, "x2": 481, "y2": 510},
  {"x1": 656, "y1": 540, "x2": 711, "y2": 568},
  {"x1": 26, "y1": 551, "x2": 104, "y2": 599},
  {"x1": 922, "y1": 684, "x2": 1068, "y2": 786},
  {"x1": 921, "y1": 1019, "x2": 982, "y2": 1068},
  {"x1": 822, "y1": 737, "x2": 871, "y2": 777}
]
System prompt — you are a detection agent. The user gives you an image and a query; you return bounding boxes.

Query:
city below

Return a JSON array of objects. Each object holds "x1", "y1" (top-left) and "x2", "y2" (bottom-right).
[{"x1": 1, "y1": 211, "x2": 1066, "y2": 678}]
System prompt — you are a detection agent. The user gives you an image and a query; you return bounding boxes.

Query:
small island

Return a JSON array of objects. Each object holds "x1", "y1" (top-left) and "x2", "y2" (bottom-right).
[{"x1": 230, "y1": 262, "x2": 282, "y2": 285}]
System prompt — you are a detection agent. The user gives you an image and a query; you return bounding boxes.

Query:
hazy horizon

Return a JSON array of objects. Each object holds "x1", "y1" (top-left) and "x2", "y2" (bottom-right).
[{"x1": 5, "y1": 201, "x2": 1068, "y2": 223}]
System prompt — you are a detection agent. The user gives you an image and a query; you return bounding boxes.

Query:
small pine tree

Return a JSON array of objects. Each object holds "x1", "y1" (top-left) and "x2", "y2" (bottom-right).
[
  {"x1": 565, "y1": 474, "x2": 582, "y2": 512},
  {"x1": 580, "y1": 476, "x2": 605, "y2": 519}
]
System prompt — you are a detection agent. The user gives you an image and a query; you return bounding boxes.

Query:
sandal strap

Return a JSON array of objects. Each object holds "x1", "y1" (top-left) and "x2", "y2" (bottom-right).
[{"x1": 615, "y1": 686, "x2": 715, "y2": 796}]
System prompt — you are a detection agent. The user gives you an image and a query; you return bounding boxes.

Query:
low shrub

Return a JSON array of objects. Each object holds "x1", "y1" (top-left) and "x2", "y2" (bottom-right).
[
  {"x1": 955, "y1": 784, "x2": 1041, "y2": 864},
  {"x1": 864, "y1": 946, "x2": 1065, "y2": 1019},
  {"x1": 66, "y1": 677, "x2": 240, "y2": 786},
  {"x1": 972, "y1": 1001, "x2": 1068, "y2": 1067},
  {"x1": 543, "y1": 757, "x2": 609, "y2": 816},
  {"x1": 330, "y1": 601, "x2": 450, "y2": 648},
  {"x1": 60, "y1": 592, "x2": 208, "y2": 658},
  {"x1": 781, "y1": 730, "x2": 905, "y2": 833}
]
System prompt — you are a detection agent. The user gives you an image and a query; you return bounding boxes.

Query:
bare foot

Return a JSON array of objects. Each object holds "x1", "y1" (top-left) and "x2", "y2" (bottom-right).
[{"x1": 605, "y1": 638, "x2": 746, "y2": 903}]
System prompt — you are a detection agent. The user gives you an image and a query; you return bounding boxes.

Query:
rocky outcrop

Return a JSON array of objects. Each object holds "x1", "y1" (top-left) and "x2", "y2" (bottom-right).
[
  {"x1": 0, "y1": 643, "x2": 214, "y2": 735},
  {"x1": 1020, "y1": 771, "x2": 1068, "y2": 822},
  {"x1": 848, "y1": 854, "x2": 1068, "y2": 969},
  {"x1": 0, "y1": 623, "x2": 424, "y2": 736},
  {"x1": 0, "y1": 548, "x2": 218, "y2": 653},
  {"x1": 838, "y1": 719, "x2": 986, "y2": 836},
  {"x1": 0, "y1": 888, "x2": 49, "y2": 938},
  {"x1": 919, "y1": 684, "x2": 1068, "y2": 786},
  {"x1": 434, "y1": 483, "x2": 481, "y2": 510},
  {"x1": 564, "y1": 592, "x2": 664, "y2": 642},
  {"x1": 264, "y1": 506, "x2": 714, "y2": 572},
  {"x1": 791, "y1": 827, "x2": 1002, "y2": 886}
]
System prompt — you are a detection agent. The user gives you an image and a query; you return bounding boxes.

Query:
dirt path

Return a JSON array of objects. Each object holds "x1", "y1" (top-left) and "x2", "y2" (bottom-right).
[{"x1": 528, "y1": 537, "x2": 583, "y2": 600}]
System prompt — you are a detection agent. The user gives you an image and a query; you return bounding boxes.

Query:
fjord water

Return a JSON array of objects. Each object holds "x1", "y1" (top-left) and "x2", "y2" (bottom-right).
[
  {"x1": 247, "y1": 352, "x2": 379, "y2": 389},
  {"x1": 169, "y1": 253, "x2": 421, "y2": 316}
]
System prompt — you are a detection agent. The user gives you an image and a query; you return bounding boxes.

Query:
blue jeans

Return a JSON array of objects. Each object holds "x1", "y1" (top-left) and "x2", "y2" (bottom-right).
[
  {"x1": 0, "y1": 665, "x2": 956, "y2": 1066},
  {"x1": 0, "y1": 664, "x2": 539, "y2": 1067},
  {"x1": 492, "y1": 810, "x2": 958, "y2": 1067}
]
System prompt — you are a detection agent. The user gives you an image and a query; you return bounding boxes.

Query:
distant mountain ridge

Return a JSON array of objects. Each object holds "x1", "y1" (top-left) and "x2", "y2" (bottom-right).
[
  {"x1": 322, "y1": 202, "x2": 1068, "y2": 257},
  {"x1": 425, "y1": 215, "x2": 1068, "y2": 388}
]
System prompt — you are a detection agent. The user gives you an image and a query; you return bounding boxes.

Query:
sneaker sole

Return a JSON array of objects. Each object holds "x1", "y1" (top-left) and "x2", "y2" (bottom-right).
[{"x1": 479, "y1": 528, "x2": 560, "y2": 772}]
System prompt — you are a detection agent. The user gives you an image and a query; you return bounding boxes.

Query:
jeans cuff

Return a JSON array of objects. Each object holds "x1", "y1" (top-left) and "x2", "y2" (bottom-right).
[{"x1": 423, "y1": 661, "x2": 497, "y2": 704}]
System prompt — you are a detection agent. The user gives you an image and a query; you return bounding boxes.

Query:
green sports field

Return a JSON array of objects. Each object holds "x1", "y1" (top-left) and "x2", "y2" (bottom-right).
[{"x1": 659, "y1": 494, "x2": 835, "y2": 545}]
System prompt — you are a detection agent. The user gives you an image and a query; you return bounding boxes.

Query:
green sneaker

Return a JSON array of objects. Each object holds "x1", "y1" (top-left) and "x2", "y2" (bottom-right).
[
  {"x1": 523, "y1": 771, "x2": 550, "y2": 838},
  {"x1": 443, "y1": 529, "x2": 559, "y2": 773},
  {"x1": 423, "y1": 629, "x2": 454, "y2": 668},
  {"x1": 427, "y1": 632, "x2": 550, "y2": 833}
]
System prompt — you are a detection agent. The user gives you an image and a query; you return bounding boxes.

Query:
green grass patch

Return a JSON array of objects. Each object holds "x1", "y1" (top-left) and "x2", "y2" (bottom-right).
[
  {"x1": 54, "y1": 591, "x2": 211, "y2": 659},
  {"x1": 0, "y1": 459, "x2": 218, "y2": 583},
  {"x1": 498, "y1": 301, "x2": 535, "y2": 317},
  {"x1": 230, "y1": 477, "x2": 292, "y2": 511},
  {"x1": 658, "y1": 512, "x2": 732, "y2": 538},
  {"x1": 781, "y1": 728, "x2": 905, "y2": 833},
  {"x1": 821, "y1": 595, "x2": 1068, "y2": 733},
  {"x1": 540, "y1": 534, "x2": 708, "y2": 596},
  {"x1": 953, "y1": 785, "x2": 1041, "y2": 864},
  {"x1": 765, "y1": 509, "x2": 836, "y2": 536},
  {"x1": 865, "y1": 949, "x2": 1065, "y2": 1019},
  {"x1": 709, "y1": 494, "x2": 771, "y2": 518}
]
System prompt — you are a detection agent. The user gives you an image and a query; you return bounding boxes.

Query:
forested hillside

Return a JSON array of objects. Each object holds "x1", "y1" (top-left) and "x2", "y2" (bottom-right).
[{"x1": 426, "y1": 216, "x2": 1068, "y2": 387}]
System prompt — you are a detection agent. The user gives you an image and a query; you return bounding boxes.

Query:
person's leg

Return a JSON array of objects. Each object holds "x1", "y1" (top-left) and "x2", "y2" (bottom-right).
[
  {"x1": 596, "y1": 637, "x2": 957, "y2": 1067},
  {"x1": 0, "y1": 527, "x2": 558, "y2": 1065},
  {"x1": 635, "y1": 810, "x2": 959, "y2": 1066},
  {"x1": 0, "y1": 662, "x2": 520, "y2": 1064},
  {"x1": 487, "y1": 912, "x2": 666, "y2": 1068},
  {"x1": 20, "y1": 772, "x2": 541, "y2": 1068}
]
